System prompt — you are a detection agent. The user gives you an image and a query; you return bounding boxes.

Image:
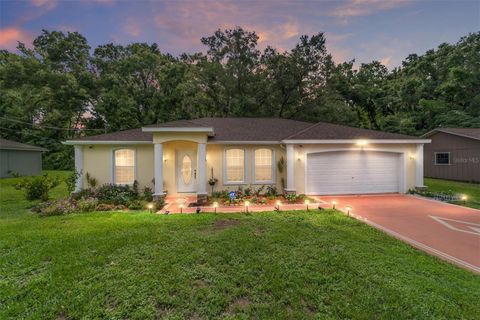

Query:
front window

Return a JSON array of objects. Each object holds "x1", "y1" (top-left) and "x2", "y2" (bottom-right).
[
  {"x1": 225, "y1": 148, "x2": 245, "y2": 183},
  {"x1": 255, "y1": 148, "x2": 273, "y2": 182},
  {"x1": 435, "y1": 152, "x2": 450, "y2": 165},
  {"x1": 114, "y1": 149, "x2": 135, "y2": 184}
]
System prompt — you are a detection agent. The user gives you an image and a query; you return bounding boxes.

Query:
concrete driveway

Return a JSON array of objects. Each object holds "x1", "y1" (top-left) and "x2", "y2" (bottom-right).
[{"x1": 318, "y1": 194, "x2": 480, "y2": 273}]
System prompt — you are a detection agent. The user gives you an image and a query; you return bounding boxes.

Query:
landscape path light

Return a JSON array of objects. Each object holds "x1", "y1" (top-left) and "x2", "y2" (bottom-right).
[
  {"x1": 147, "y1": 203, "x2": 153, "y2": 213},
  {"x1": 275, "y1": 200, "x2": 281, "y2": 211},
  {"x1": 213, "y1": 201, "x2": 218, "y2": 213},
  {"x1": 245, "y1": 201, "x2": 250, "y2": 213},
  {"x1": 179, "y1": 203, "x2": 184, "y2": 214},
  {"x1": 305, "y1": 199, "x2": 310, "y2": 211},
  {"x1": 332, "y1": 200, "x2": 337, "y2": 210},
  {"x1": 346, "y1": 206, "x2": 352, "y2": 216},
  {"x1": 461, "y1": 195, "x2": 468, "y2": 204}
]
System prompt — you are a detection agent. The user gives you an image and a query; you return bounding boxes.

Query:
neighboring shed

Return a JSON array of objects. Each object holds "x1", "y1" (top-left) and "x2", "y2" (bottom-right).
[
  {"x1": 0, "y1": 138, "x2": 47, "y2": 178},
  {"x1": 422, "y1": 128, "x2": 480, "y2": 183}
]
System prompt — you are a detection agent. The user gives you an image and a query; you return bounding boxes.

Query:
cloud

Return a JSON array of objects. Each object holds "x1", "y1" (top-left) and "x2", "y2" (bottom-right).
[
  {"x1": 124, "y1": 19, "x2": 142, "y2": 37},
  {"x1": 330, "y1": 0, "x2": 409, "y2": 18},
  {"x1": 30, "y1": 0, "x2": 57, "y2": 10},
  {"x1": 91, "y1": 0, "x2": 115, "y2": 5},
  {"x1": 324, "y1": 32, "x2": 354, "y2": 64},
  {"x1": 0, "y1": 28, "x2": 33, "y2": 51},
  {"x1": 379, "y1": 56, "x2": 392, "y2": 67},
  {"x1": 151, "y1": 1, "x2": 309, "y2": 54}
]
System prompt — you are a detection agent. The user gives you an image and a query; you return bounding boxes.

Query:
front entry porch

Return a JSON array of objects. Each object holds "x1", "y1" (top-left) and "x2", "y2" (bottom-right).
[{"x1": 153, "y1": 139, "x2": 208, "y2": 203}]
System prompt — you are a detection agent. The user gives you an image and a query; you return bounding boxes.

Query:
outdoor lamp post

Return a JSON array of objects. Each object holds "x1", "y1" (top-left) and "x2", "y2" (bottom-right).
[
  {"x1": 275, "y1": 200, "x2": 281, "y2": 211},
  {"x1": 346, "y1": 206, "x2": 352, "y2": 216},
  {"x1": 245, "y1": 201, "x2": 250, "y2": 213}
]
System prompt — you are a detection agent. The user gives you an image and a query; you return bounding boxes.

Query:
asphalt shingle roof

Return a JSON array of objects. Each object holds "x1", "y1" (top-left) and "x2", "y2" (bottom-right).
[
  {"x1": 424, "y1": 128, "x2": 480, "y2": 141},
  {"x1": 0, "y1": 138, "x2": 47, "y2": 151},
  {"x1": 68, "y1": 117, "x2": 422, "y2": 142},
  {"x1": 285, "y1": 122, "x2": 419, "y2": 140},
  {"x1": 72, "y1": 128, "x2": 152, "y2": 141}
]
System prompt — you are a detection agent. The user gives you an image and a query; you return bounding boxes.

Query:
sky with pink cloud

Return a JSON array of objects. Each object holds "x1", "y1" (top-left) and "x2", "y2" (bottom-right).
[{"x1": 0, "y1": 0, "x2": 479, "y2": 68}]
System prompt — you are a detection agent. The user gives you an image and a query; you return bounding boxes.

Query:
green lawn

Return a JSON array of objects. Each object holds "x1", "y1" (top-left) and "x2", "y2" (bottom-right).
[
  {"x1": 425, "y1": 178, "x2": 480, "y2": 209},
  {"x1": 1, "y1": 173, "x2": 479, "y2": 319}
]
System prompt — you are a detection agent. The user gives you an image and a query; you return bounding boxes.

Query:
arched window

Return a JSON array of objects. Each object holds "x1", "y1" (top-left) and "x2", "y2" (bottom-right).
[
  {"x1": 114, "y1": 149, "x2": 135, "y2": 185},
  {"x1": 225, "y1": 148, "x2": 245, "y2": 183},
  {"x1": 254, "y1": 148, "x2": 274, "y2": 183}
]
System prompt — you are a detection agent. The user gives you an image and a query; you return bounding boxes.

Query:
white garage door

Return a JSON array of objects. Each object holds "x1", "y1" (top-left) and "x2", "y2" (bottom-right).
[{"x1": 306, "y1": 151, "x2": 401, "y2": 195}]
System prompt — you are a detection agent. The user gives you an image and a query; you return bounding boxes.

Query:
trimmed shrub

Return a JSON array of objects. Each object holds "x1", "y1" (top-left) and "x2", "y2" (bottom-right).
[
  {"x1": 71, "y1": 188, "x2": 95, "y2": 201},
  {"x1": 38, "y1": 199, "x2": 76, "y2": 216},
  {"x1": 15, "y1": 174, "x2": 60, "y2": 201},
  {"x1": 265, "y1": 185, "x2": 278, "y2": 197},
  {"x1": 77, "y1": 197, "x2": 99, "y2": 212},
  {"x1": 96, "y1": 203, "x2": 115, "y2": 211},
  {"x1": 141, "y1": 187, "x2": 154, "y2": 202},
  {"x1": 95, "y1": 184, "x2": 137, "y2": 205},
  {"x1": 128, "y1": 200, "x2": 147, "y2": 210}
]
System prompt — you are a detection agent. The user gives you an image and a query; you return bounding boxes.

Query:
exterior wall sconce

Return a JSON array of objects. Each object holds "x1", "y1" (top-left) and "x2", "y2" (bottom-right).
[{"x1": 409, "y1": 154, "x2": 415, "y2": 160}]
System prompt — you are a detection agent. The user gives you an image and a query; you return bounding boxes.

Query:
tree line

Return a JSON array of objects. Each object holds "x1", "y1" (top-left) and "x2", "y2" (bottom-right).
[{"x1": 1, "y1": 28, "x2": 479, "y2": 169}]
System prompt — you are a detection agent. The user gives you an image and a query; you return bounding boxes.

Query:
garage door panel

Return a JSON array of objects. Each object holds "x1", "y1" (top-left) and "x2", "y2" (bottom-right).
[{"x1": 306, "y1": 151, "x2": 400, "y2": 195}]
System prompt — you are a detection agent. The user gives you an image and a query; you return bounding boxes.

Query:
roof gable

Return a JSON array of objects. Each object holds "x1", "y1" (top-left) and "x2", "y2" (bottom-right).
[
  {"x1": 423, "y1": 128, "x2": 480, "y2": 141},
  {"x1": 0, "y1": 138, "x2": 47, "y2": 151}
]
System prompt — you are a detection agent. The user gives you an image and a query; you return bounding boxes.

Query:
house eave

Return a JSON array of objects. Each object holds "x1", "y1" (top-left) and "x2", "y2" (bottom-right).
[
  {"x1": 207, "y1": 140, "x2": 281, "y2": 145},
  {"x1": 281, "y1": 139, "x2": 431, "y2": 144},
  {"x1": 142, "y1": 127, "x2": 214, "y2": 133},
  {"x1": 63, "y1": 140, "x2": 152, "y2": 145}
]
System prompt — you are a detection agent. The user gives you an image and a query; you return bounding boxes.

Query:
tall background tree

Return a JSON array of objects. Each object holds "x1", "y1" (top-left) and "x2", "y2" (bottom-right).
[{"x1": 1, "y1": 28, "x2": 479, "y2": 169}]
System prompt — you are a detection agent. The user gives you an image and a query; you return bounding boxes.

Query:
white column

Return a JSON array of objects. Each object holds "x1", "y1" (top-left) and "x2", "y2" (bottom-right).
[
  {"x1": 285, "y1": 144, "x2": 296, "y2": 192},
  {"x1": 415, "y1": 144, "x2": 425, "y2": 188},
  {"x1": 197, "y1": 143, "x2": 207, "y2": 195},
  {"x1": 74, "y1": 145, "x2": 83, "y2": 193},
  {"x1": 154, "y1": 143, "x2": 164, "y2": 196}
]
